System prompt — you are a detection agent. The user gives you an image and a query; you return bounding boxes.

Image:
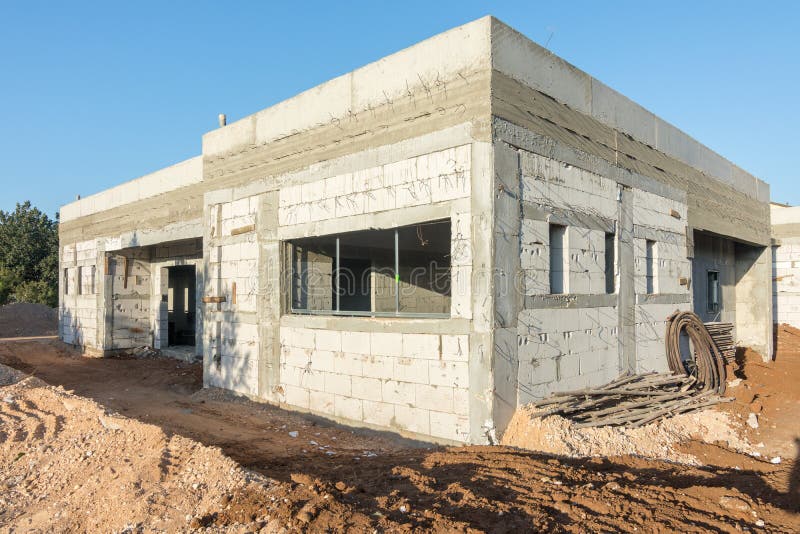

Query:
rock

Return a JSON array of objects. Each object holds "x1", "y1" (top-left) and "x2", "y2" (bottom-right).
[
  {"x1": 99, "y1": 416, "x2": 121, "y2": 431},
  {"x1": 288, "y1": 431, "x2": 298, "y2": 438},
  {"x1": 755, "y1": 519, "x2": 765, "y2": 527},
  {"x1": 727, "y1": 378, "x2": 742, "y2": 388},
  {"x1": 770, "y1": 456, "x2": 781, "y2": 464},
  {"x1": 750, "y1": 400, "x2": 763, "y2": 413},
  {"x1": 746, "y1": 413, "x2": 759, "y2": 429},
  {"x1": 719, "y1": 495, "x2": 752, "y2": 513}
]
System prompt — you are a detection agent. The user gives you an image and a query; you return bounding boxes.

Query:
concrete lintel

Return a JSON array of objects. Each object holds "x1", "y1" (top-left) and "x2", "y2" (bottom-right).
[
  {"x1": 205, "y1": 311, "x2": 259, "y2": 324},
  {"x1": 632, "y1": 224, "x2": 685, "y2": 245},
  {"x1": 771, "y1": 223, "x2": 800, "y2": 240},
  {"x1": 278, "y1": 313, "x2": 471, "y2": 335},
  {"x1": 110, "y1": 219, "x2": 204, "y2": 251},
  {"x1": 277, "y1": 199, "x2": 469, "y2": 241},
  {"x1": 217, "y1": 123, "x2": 478, "y2": 204},
  {"x1": 522, "y1": 202, "x2": 615, "y2": 234},
  {"x1": 525, "y1": 293, "x2": 616, "y2": 309},
  {"x1": 635, "y1": 293, "x2": 690, "y2": 305}
]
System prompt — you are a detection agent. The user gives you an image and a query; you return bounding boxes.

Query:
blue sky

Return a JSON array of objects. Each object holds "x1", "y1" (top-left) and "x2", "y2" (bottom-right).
[{"x1": 1, "y1": 1, "x2": 798, "y2": 218}]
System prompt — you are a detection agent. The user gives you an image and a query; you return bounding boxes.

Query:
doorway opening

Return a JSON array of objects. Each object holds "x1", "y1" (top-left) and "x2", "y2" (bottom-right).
[{"x1": 166, "y1": 265, "x2": 196, "y2": 347}]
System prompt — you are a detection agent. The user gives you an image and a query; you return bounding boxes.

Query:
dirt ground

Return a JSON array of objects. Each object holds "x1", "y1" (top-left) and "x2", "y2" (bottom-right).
[
  {"x1": 0, "y1": 336, "x2": 798, "y2": 533},
  {"x1": 0, "y1": 302, "x2": 56, "y2": 338}
]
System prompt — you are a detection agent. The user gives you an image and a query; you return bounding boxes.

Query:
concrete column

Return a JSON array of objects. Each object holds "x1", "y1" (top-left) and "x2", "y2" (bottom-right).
[
  {"x1": 257, "y1": 190, "x2": 282, "y2": 401},
  {"x1": 468, "y1": 141, "x2": 495, "y2": 444},
  {"x1": 735, "y1": 244, "x2": 774, "y2": 360},
  {"x1": 492, "y1": 141, "x2": 522, "y2": 437},
  {"x1": 617, "y1": 185, "x2": 636, "y2": 373}
]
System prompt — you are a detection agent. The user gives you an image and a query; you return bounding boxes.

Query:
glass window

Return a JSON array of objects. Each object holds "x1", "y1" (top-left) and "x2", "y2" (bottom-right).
[{"x1": 289, "y1": 219, "x2": 451, "y2": 317}]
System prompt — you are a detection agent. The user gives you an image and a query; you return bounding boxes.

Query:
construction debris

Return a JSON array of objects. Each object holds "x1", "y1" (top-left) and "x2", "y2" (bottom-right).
[
  {"x1": 705, "y1": 321, "x2": 736, "y2": 363},
  {"x1": 527, "y1": 372, "x2": 732, "y2": 428},
  {"x1": 666, "y1": 310, "x2": 727, "y2": 394},
  {"x1": 527, "y1": 312, "x2": 732, "y2": 428}
]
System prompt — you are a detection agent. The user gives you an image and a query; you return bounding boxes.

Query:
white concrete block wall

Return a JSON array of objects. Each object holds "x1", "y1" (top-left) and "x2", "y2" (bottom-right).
[
  {"x1": 633, "y1": 302, "x2": 689, "y2": 373},
  {"x1": 520, "y1": 153, "x2": 618, "y2": 220},
  {"x1": 632, "y1": 189, "x2": 690, "y2": 295},
  {"x1": 631, "y1": 189, "x2": 691, "y2": 373},
  {"x1": 773, "y1": 238, "x2": 800, "y2": 327},
  {"x1": 278, "y1": 145, "x2": 471, "y2": 226},
  {"x1": 517, "y1": 306, "x2": 619, "y2": 402},
  {"x1": 60, "y1": 239, "x2": 101, "y2": 348},
  {"x1": 518, "y1": 152, "x2": 618, "y2": 297},
  {"x1": 567, "y1": 227, "x2": 606, "y2": 295},
  {"x1": 205, "y1": 196, "x2": 261, "y2": 396},
  {"x1": 278, "y1": 326, "x2": 470, "y2": 442}
]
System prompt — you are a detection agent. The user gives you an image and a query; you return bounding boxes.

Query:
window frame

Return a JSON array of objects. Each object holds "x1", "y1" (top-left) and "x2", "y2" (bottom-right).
[
  {"x1": 288, "y1": 220, "x2": 452, "y2": 319},
  {"x1": 548, "y1": 224, "x2": 566, "y2": 295},
  {"x1": 645, "y1": 239, "x2": 656, "y2": 295},
  {"x1": 604, "y1": 232, "x2": 616, "y2": 294},
  {"x1": 707, "y1": 269, "x2": 721, "y2": 313}
]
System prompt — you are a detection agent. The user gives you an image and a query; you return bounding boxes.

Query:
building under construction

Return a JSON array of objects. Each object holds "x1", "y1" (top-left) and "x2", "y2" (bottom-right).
[{"x1": 58, "y1": 17, "x2": 773, "y2": 444}]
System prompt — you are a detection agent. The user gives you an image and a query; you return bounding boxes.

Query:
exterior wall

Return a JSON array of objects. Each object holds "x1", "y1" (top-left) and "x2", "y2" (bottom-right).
[
  {"x1": 772, "y1": 237, "x2": 800, "y2": 328},
  {"x1": 107, "y1": 249, "x2": 152, "y2": 349},
  {"x1": 149, "y1": 239, "x2": 204, "y2": 352},
  {"x1": 514, "y1": 150, "x2": 622, "y2": 403},
  {"x1": 507, "y1": 141, "x2": 692, "y2": 406},
  {"x1": 200, "y1": 136, "x2": 486, "y2": 442},
  {"x1": 278, "y1": 326, "x2": 469, "y2": 442},
  {"x1": 771, "y1": 205, "x2": 800, "y2": 330},
  {"x1": 203, "y1": 196, "x2": 261, "y2": 395},
  {"x1": 59, "y1": 239, "x2": 102, "y2": 348},
  {"x1": 632, "y1": 188, "x2": 692, "y2": 373}
]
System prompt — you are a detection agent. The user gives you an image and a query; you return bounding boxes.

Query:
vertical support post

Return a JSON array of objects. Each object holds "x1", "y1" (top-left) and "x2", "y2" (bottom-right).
[
  {"x1": 335, "y1": 237, "x2": 340, "y2": 312},
  {"x1": 394, "y1": 228, "x2": 399, "y2": 314}
]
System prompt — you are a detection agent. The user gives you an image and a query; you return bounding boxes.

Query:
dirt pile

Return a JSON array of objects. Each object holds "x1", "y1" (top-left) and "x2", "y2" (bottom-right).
[
  {"x1": 502, "y1": 408, "x2": 754, "y2": 464},
  {"x1": 0, "y1": 302, "x2": 57, "y2": 337},
  {"x1": 719, "y1": 325, "x2": 800, "y2": 461},
  {"x1": 0, "y1": 369, "x2": 276, "y2": 531}
]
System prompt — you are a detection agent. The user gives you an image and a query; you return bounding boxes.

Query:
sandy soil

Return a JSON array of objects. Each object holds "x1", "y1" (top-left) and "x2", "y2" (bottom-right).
[
  {"x1": 0, "y1": 338, "x2": 797, "y2": 532},
  {"x1": 0, "y1": 302, "x2": 57, "y2": 338}
]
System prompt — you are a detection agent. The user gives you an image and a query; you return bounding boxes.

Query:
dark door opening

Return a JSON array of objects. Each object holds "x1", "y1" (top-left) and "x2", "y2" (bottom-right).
[{"x1": 167, "y1": 266, "x2": 196, "y2": 347}]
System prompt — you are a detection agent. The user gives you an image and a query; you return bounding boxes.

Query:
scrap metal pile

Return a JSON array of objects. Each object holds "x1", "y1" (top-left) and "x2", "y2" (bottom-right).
[{"x1": 530, "y1": 311, "x2": 732, "y2": 428}]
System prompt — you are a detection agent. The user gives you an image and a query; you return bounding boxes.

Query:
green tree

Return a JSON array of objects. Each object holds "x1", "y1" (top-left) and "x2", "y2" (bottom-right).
[{"x1": 0, "y1": 202, "x2": 59, "y2": 307}]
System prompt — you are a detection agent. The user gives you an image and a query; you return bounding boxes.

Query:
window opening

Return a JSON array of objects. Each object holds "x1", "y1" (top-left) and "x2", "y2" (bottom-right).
[
  {"x1": 604, "y1": 232, "x2": 615, "y2": 294},
  {"x1": 290, "y1": 219, "x2": 451, "y2": 317},
  {"x1": 645, "y1": 239, "x2": 656, "y2": 294},
  {"x1": 549, "y1": 224, "x2": 566, "y2": 294}
]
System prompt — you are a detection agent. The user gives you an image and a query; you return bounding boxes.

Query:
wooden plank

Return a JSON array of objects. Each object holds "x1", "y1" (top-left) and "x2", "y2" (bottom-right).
[
  {"x1": 231, "y1": 223, "x2": 255, "y2": 236},
  {"x1": 202, "y1": 296, "x2": 226, "y2": 304}
]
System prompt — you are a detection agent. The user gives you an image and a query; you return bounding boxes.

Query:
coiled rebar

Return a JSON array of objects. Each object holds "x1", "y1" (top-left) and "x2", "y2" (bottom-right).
[{"x1": 665, "y1": 310, "x2": 727, "y2": 394}]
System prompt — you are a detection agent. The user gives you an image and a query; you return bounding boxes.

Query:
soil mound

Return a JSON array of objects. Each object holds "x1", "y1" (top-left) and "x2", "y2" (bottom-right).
[{"x1": 0, "y1": 302, "x2": 57, "y2": 337}]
